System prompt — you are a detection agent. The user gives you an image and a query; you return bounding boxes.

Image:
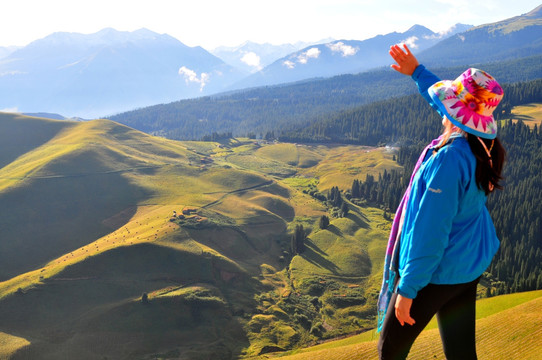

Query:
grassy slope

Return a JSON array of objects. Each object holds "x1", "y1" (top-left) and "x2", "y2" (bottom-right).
[
  {"x1": 0, "y1": 115, "x2": 195, "y2": 280},
  {"x1": 0, "y1": 115, "x2": 277, "y2": 358},
  {"x1": 262, "y1": 290, "x2": 542, "y2": 360},
  {"x1": 0, "y1": 114, "x2": 399, "y2": 359},
  {"x1": 510, "y1": 102, "x2": 542, "y2": 129}
]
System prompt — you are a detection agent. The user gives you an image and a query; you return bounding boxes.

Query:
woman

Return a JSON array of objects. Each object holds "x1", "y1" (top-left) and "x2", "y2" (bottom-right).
[{"x1": 377, "y1": 44, "x2": 506, "y2": 360}]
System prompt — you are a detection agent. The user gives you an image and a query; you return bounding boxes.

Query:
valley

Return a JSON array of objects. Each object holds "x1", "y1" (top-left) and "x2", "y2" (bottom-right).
[{"x1": 0, "y1": 113, "x2": 399, "y2": 359}]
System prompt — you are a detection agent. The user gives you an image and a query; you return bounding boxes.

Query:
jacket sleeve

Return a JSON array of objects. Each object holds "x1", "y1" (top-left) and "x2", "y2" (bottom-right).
[
  {"x1": 397, "y1": 148, "x2": 466, "y2": 299},
  {"x1": 412, "y1": 64, "x2": 444, "y2": 118}
]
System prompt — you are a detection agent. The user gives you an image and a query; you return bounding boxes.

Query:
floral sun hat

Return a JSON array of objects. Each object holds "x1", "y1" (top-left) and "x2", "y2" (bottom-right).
[{"x1": 428, "y1": 68, "x2": 504, "y2": 139}]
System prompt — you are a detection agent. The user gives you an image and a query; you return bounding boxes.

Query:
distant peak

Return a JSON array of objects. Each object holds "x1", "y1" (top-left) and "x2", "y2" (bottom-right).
[
  {"x1": 406, "y1": 24, "x2": 433, "y2": 33},
  {"x1": 442, "y1": 23, "x2": 473, "y2": 35},
  {"x1": 525, "y1": 4, "x2": 542, "y2": 18},
  {"x1": 95, "y1": 27, "x2": 119, "y2": 35},
  {"x1": 133, "y1": 28, "x2": 156, "y2": 34}
]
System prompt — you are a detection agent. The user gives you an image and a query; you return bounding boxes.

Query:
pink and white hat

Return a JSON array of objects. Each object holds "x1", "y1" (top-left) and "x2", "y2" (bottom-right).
[{"x1": 428, "y1": 68, "x2": 504, "y2": 139}]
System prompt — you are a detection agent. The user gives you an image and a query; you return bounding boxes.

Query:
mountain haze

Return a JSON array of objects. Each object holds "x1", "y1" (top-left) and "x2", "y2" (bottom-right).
[
  {"x1": 211, "y1": 39, "x2": 335, "y2": 74},
  {"x1": 212, "y1": 42, "x2": 306, "y2": 74},
  {"x1": 232, "y1": 24, "x2": 471, "y2": 89},
  {"x1": 0, "y1": 28, "x2": 241, "y2": 118},
  {"x1": 108, "y1": 6, "x2": 542, "y2": 142},
  {"x1": 0, "y1": 45, "x2": 19, "y2": 60},
  {"x1": 1, "y1": 5, "x2": 538, "y2": 118}
]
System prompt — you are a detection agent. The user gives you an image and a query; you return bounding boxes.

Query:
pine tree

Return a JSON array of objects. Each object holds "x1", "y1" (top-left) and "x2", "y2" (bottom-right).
[
  {"x1": 292, "y1": 224, "x2": 306, "y2": 255},
  {"x1": 341, "y1": 202, "x2": 349, "y2": 217},
  {"x1": 319, "y1": 215, "x2": 330, "y2": 229}
]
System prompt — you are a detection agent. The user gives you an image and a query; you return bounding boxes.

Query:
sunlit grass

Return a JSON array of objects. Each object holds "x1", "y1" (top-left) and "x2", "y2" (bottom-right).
[
  {"x1": 509, "y1": 102, "x2": 542, "y2": 129},
  {"x1": 257, "y1": 290, "x2": 542, "y2": 360},
  {"x1": 0, "y1": 332, "x2": 31, "y2": 359},
  {"x1": 299, "y1": 145, "x2": 402, "y2": 192}
]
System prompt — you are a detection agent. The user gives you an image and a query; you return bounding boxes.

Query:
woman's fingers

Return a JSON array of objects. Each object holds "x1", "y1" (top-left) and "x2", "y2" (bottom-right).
[
  {"x1": 389, "y1": 43, "x2": 418, "y2": 76},
  {"x1": 395, "y1": 294, "x2": 416, "y2": 326}
]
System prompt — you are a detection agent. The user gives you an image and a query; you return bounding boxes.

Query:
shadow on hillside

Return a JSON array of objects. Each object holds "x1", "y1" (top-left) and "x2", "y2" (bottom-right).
[
  {"x1": 0, "y1": 171, "x2": 152, "y2": 282},
  {"x1": 347, "y1": 212, "x2": 369, "y2": 229},
  {"x1": 1, "y1": 243, "x2": 255, "y2": 360},
  {"x1": 326, "y1": 225, "x2": 343, "y2": 236},
  {"x1": 304, "y1": 237, "x2": 327, "y2": 257},
  {"x1": 302, "y1": 239, "x2": 340, "y2": 274}
]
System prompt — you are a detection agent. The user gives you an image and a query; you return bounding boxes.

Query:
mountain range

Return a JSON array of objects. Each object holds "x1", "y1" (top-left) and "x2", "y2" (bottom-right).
[
  {"x1": 0, "y1": 5, "x2": 541, "y2": 119},
  {"x1": 0, "y1": 22, "x2": 471, "y2": 118},
  {"x1": 211, "y1": 39, "x2": 334, "y2": 74},
  {"x1": 0, "y1": 28, "x2": 242, "y2": 118},
  {"x1": 106, "y1": 4, "x2": 542, "y2": 142},
  {"x1": 419, "y1": 4, "x2": 542, "y2": 67},
  {"x1": 233, "y1": 24, "x2": 472, "y2": 89}
]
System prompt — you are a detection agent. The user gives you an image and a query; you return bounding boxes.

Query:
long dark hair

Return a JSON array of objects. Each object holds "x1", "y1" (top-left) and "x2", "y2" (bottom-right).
[{"x1": 466, "y1": 134, "x2": 506, "y2": 195}]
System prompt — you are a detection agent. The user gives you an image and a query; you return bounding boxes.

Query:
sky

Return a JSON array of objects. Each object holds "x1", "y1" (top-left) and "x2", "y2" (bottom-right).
[{"x1": 1, "y1": 0, "x2": 540, "y2": 50}]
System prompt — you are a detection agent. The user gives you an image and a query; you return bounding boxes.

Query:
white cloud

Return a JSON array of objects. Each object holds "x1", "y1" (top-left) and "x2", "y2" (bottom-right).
[
  {"x1": 240, "y1": 51, "x2": 262, "y2": 70},
  {"x1": 283, "y1": 47, "x2": 322, "y2": 69},
  {"x1": 178, "y1": 66, "x2": 209, "y2": 91},
  {"x1": 0, "y1": 70, "x2": 25, "y2": 76},
  {"x1": 327, "y1": 41, "x2": 358, "y2": 56},
  {"x1": 423, "y1": 33, "x2": 441, "y2": 41},
  {"x1": 400, "y1": 36, "x2": 419, "y2": 49},
  {"x1": 1, "y1": 107, "x2": 19, "y2": 113},
  {"x1": 200, "y1": 72, "x2": 210, "y2": 87},
  {"x1": 178, "y1": 66, "x2": 198, "y2": 82},
  {"x1": 297, "y1": 47, "x2": 321, "y2": 64},
  {"x1": 283, "y1": 60, "x2": 295, "y2": 69},
  {"x1": 421, "y1": 24, "x2": 460, "y2": 41}
]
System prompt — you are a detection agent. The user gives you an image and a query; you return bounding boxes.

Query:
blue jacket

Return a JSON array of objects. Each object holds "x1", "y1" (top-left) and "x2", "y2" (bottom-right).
[{"x1": 396, "y1": 65, "x2": 500, "y2": 299}]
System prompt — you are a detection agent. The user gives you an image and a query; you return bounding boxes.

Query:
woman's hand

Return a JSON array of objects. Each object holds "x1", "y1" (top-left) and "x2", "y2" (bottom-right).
[
  {"x1": 389, "y1": 44, "x2": 419, "y2": 76},
  {"x1": 395, "y1": 294, "x2": 416, "y2": 326}
]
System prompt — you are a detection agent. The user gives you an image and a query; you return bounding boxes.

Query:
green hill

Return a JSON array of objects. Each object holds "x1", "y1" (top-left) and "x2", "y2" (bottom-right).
[
  {"x1": 257, "y1": 289, "x2": 542, "y2": 360},
  {"x1": 0, "y1": 113, "x2": 401, "y2": 359}
]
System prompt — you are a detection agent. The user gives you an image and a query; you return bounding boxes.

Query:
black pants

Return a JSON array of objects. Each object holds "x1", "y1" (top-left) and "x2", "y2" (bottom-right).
[{"x1": 378, "y1": 277, "x2": 480, "y2": 360}]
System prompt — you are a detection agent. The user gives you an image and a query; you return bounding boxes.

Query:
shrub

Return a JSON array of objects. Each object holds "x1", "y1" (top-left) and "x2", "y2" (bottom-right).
[
  {"x1": 319, "y1": 215, "x2": 330, "y2": 229},
  {"x1": 141, "y1": 292, "x2": 149, "y2": 304}
]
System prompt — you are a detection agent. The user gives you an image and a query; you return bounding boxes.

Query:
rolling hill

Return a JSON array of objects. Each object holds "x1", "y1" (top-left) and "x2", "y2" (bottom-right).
[
  {"x1": 257, "y1": 290, "x2": 542, "y2": 360},
  {"x1": 0, "y1": 113, "x2": 401, "y2": 359}
]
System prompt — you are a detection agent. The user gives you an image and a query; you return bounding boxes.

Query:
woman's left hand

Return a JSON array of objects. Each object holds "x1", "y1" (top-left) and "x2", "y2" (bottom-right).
[{"x1": 395, "y1": 294, "x2": 416, "y2": 326}]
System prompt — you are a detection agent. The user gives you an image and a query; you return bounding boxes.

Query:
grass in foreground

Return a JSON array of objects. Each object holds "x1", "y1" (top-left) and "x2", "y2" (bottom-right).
[{"x1": 257, "y1": 289, "x2": 542, "y2": 360}]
